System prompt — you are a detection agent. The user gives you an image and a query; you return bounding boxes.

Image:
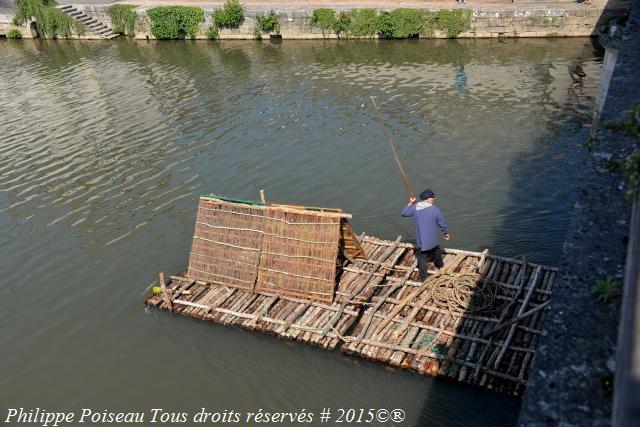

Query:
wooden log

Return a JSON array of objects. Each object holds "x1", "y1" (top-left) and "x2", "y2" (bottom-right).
[
  {"x1": 253, "y1": 295, "x2": 279, "y2": 324},
  {"x1": 159, "y1": 272, "x2": 173, "y2": 311},
  {"x1": 282, "y1": 302, "x2": 312, "y2": 336},
  {"x1": 357, "y1": 261, "x2": 417, "y2": 341},
  {"x1": 517, "y1": 272, "x2": 555, "y2": 383},
  {"x1": 301, "y1": 307, "x2": 326, "y2": 342},
  {"x1": 458, "y1": 320, "x2": 483, "y2": 382},
  {"x1": 471, "y1": 257, "x2": 515, "y2": 384},
  {"x1": 476, "y1": 249, "x2": 489, "y2": 273},
  {"x1": 496, "y1": 257, "x2": 528, "y2": 327},
  {"x1": 205, "y1": 288, "x2": 236, "y2": 317},
  {"x1": 388, "y1": 253, "x2": 466, "y2": 341},
  {"x1": 372, "y1": 281, "x2": 425, "y2": 337},
  {"x1": 492, "y1": 265, "x2": 543, "y2": 369},
  {"x1": 389, "y1": 325, "x2": 421, "y2": 366},
  {"x1": 321, "y1": 237, "x2": 402, "y2": 337},
  {"x1": 485, "y1": 278, "x2": 547, "y2": 337},
  {"x1": 226, "y1": 293, "x2": 257, "y2": 325},
  {"x1": 340, "y1": 335, "x2": 527, "y2": 385}
]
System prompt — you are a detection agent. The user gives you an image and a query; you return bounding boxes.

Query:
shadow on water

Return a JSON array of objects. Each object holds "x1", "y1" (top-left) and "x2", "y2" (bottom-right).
[{"x1": 413, "y1": 17, "x2": 611, "y2": 427}]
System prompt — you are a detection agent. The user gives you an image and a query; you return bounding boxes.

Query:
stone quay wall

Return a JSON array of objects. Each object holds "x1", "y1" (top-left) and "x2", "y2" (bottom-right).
[
  {"x1": 65, "y1": 3, "x2": 629, "y2": 40},
  {"x1": 130, "y1": 4, "x2": 628, "y2": 39}
]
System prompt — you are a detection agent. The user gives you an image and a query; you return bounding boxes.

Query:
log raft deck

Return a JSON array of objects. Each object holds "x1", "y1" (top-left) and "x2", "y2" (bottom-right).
[{"x1": 145, "y1": 196, "x2": 557, "y2": 396}]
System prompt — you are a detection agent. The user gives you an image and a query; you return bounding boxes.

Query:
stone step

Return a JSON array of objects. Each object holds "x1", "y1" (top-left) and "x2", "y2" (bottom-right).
[{"x1": 57, "y1": 5, "x2": 115, "y2": 37}]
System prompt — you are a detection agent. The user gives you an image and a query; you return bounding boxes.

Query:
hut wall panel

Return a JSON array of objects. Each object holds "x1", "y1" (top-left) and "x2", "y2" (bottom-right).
[
  {"x1": 255, "y1": 207, "x2": 341, "y2": 304},
  {"x1": 186, "y1": 199, "x2": 266, "y2": 291}
]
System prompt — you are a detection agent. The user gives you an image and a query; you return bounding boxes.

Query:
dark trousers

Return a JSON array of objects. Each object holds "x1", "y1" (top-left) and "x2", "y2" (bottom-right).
[{"x1": 416, "y1": 245, "x2": 444, "y2": 281}]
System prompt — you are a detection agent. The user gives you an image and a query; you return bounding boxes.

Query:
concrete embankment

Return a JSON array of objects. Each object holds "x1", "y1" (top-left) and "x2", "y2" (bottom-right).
[
  {"x1": 0, "y1": 1, "x2": 632, "y2": 39},
  {"x1": 518, "y1": 0, "x2": 640, "y2": 425}
]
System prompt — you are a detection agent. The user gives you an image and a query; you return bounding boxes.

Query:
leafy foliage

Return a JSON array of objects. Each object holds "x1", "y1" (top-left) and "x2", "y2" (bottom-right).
[
  {"x1": 311, "y1": 7, "x2": 472, "y2": 39},
  {"x1": 592, "y1": 278, "x2": 620, "y2": 303},
  {"x1": 206, "y1": 25, "x2": 219, "y2": 39},
  {"x1": 387, "y1": 8, "x2": 423, "y2": 38},
  {"x1": 213, "y1": 0, "x2": 244, "y2": 27},
  {"x1": 346, "y1": 9, "x2": 378, "y2": 36},
  {"x1": 256, "y1": 10, "x2": 279, "y2": 33},
  {"x1": 376, "y1": 11, "x2": 393, "y2": 38},
  {"x1": 13, "y1": 0, "x2": 55, "y2": 24},
  {"x1": 7, "y1": 29, "x2": 23, "y2": 38},
  {"x1": 432, "y1": 9, "x2": 472, "y2": 37},
  {"x1": 14, "y1": 0, "x2": 85, "y2": 38},
  {"x1": 333, "y1": 11, "x2": 351, "y2": 35},
  {"x1": 310, "y1": 8, "x2": 337, "y2": 33},
  {"x1": 147, "y1": 6, "x2": 204, "y2": 39},
  {"x1": 107, "y1": 4, "x2": 137, "y2": 35}
]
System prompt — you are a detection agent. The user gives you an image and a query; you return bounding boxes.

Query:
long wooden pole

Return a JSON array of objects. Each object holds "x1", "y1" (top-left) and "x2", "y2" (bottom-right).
[{"x1": 370, "y1": 96, "x2": 415, "y2": 199}]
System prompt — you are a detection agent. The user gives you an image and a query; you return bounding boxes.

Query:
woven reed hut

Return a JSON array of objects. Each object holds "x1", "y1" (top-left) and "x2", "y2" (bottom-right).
[{"x1": 186, "y1": 195, "x2": 365, "y2": 303}]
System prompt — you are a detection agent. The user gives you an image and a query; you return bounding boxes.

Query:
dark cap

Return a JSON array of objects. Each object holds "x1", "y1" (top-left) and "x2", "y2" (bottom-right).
[{"x1": 419, "y1": 188, "x2": 436, "y2": 200}]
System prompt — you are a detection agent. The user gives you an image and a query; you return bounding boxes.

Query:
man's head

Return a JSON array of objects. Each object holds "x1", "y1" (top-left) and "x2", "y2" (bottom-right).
[{"x1": 419, "y1": 188, "x2": 436, "y2": 202}]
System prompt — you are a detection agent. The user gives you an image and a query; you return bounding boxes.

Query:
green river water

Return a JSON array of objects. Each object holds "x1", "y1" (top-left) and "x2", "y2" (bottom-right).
[{"x1": 0, "y1": 37, "x2": 603, "y2": 426}]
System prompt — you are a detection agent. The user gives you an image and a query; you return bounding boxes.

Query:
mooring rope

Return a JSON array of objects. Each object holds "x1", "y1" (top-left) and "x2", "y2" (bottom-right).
[{"x1": 424, "y1": 272, "x2": 504, "y2": 314}]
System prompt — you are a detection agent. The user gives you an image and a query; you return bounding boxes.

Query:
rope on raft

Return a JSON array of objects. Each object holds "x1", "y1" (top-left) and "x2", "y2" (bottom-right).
[{"x1": 425, "y1": 272, "x2": 504, "y2": 314}]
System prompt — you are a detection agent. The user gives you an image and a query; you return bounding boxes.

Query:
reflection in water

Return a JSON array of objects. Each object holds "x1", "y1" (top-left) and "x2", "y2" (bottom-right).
[{"x1": 0, "y1": 38, "x2": 602, "y2": 426}]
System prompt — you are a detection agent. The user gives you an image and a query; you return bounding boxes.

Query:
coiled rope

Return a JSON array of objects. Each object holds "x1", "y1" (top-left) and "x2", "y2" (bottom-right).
[{"x1": 423, "y1": 272, "x2": 504, "y2": 314}]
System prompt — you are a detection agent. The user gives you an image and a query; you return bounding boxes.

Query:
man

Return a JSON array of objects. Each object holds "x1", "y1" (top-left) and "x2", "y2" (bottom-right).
[{"x1": 401, "y1": 188, "x2": 450, "y2": 281}]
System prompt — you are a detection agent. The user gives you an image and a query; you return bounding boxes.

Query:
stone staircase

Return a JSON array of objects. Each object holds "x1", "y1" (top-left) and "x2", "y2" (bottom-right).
[{"x1": 58, "y1": 5, "x2": 118, "y2": 39}]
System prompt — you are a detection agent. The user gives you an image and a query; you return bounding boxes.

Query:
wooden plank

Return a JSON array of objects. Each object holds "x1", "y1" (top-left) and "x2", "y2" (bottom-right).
[
  {"x1": 159, "y1": 272, "x2": 173, "y2": 311},
  {"x1": 320, "y1": 237, "x2": 402, "y2": 337}
]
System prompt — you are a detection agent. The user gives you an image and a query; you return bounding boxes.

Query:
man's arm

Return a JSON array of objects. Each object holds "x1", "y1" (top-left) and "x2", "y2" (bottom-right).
[
  {"x1": 436, "y1": 210, "x2": 450, "y2": 240},
  {"x1": 401, "y1": 197, "x2": 416, "y2": 217}
]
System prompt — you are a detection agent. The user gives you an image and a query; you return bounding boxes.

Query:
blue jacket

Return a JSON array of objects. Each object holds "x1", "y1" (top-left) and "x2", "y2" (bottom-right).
[{"x1": 401, "y1": 202, "x2": 449, "y2": 251}]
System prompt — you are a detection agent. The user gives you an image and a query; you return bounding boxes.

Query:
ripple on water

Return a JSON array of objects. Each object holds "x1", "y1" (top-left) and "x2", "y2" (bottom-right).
[{"x1": 0, "y1": 38, "x2": 602, "y2": 426}]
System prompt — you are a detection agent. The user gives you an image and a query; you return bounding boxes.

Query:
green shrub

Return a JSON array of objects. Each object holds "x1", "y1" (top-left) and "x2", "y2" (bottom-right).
[
  {"x1": 432, "y1": 9, "x2": 472, "y2": 37},
  {"x1": 347, "y1": 9, "x2": 378, "y2": 36},
  {"x1": 256, "y1": 10, "x2": 279, "y2": 33},
  {"x1": 147, "y1": 6, "x2": 204, "y2": 39},
  {"x1": 38, "y1": 5, "x2": 85, "y2": 37},
  {"x1": 310, "y1": 8, "x2": 337, "y2": 33},
  {"x1": 213, "y1": 0, "x2": 244, "y2": 27},
  {"x1": 14, "y1": 0, "x2": 85, "y2": 38},
  {"x1": 206, "y1": 25, "x2": 219, "y2": 39},
  {"x1": 388, "y1": 8, "x2": 423, "y2": 38},
  {"x1": 107, "y1": 4, "x2": 137, "y2": 35},
  {"x1": 7, "y1": 29, "x2": 22, "y2": 38},
  {"x1": 14, "y1": 0, "x2": 55, "y2": 25},
  {"x1": 333, "y1": 11, "x2": 351, "y2": 35},
  {"x1": 376, "y1": 11, "x2": 393, "y2": 38},
  {"x1": 309, "y1": 8, "x2": 353, "y2": 36},
  {"x1": 309, "y1": 7, "x2": 471, "y2": 39}
]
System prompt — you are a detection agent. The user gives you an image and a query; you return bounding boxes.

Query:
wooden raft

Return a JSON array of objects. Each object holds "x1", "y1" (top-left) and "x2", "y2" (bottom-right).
[
  {"x1": 341, "y1": 238, "x2": 556, "y2": 396},
  {"x1": 146, "y1": 236, "x2": 405, "y2": 350},
  {"x1": 145, "y1": 235, "x2": 556, "y2": 395}
]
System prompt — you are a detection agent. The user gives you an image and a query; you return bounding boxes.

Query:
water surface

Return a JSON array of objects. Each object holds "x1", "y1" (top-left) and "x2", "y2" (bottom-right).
[{"x1": 0, "y1": 37, "x2": 602, "y2": 426}]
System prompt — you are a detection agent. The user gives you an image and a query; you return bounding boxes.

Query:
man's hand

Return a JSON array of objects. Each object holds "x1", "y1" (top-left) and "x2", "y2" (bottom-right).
[
  {"x1": 408, "y1": 197, "x2": 416, "y2": 206},
  {"x1": 444, "y1": 232, "x2": 450, "y2": 240}
]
